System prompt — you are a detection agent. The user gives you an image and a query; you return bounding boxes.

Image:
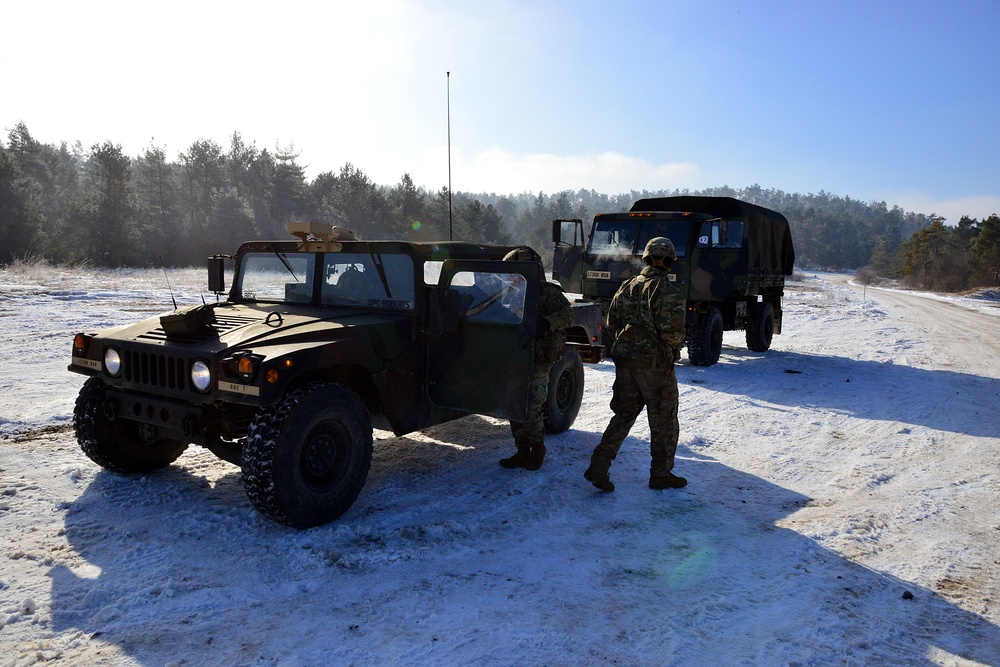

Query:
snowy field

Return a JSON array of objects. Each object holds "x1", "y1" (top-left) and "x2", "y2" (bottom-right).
[{"x1": 1, "y1": 262, "x2": 999, "y2": 667}]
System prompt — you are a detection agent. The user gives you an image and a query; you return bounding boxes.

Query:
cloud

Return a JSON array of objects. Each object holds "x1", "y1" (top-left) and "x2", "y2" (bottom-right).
[
  {"x1": 411, "y1": 147, "x2": 700, "y2": 196},
  {"x1": 887, "y1": 191, "x2": 1000, "y2": 223}
]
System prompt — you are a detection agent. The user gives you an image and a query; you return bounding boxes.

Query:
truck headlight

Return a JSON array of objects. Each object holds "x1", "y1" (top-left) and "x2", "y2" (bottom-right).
[
  {"x1": 191, "y1": 360, "x2": 212, "y2": 392},
  {"x1": 104, "y1": 347, "x2": 122, "y2": 376}
]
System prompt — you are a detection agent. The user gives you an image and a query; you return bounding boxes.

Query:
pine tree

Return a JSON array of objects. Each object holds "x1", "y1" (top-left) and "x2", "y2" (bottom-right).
[
  {"x1": 969, "y1": 215, "x2": 1000, "y2": 286},
  {"x1": 0, "y1": 143, "x2": 44, "y2": 262}
]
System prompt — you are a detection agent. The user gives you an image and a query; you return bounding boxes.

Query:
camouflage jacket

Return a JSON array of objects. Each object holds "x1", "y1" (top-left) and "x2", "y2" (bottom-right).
[
  {"x1": 607, "y1": 265, "x2": 685, "y2": 368},
  {"x1": 535, "y1": 282, "x2": 573, "y2": 366}
]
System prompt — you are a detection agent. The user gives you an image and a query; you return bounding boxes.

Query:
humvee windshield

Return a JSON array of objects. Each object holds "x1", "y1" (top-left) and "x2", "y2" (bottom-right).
[{"x1": 237, "y1": 251, "x2": 416, "y2": 310}]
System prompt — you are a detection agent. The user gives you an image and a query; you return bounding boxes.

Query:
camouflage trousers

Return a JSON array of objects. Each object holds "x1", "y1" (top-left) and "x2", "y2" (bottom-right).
[
  {"x1": 591, "y1": 362, "x2": 679, "y2": 477},
  {"x1": 509, "y1": 361, "x2": 553, "y2": 449}
]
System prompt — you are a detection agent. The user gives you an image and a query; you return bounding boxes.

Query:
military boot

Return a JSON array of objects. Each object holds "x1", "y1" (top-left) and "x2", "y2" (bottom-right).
[
  {"x1": 523, "y1": 443, "x2": 546, "y2": 471},
  {"x1": 649, "y1": 473, "x2": 687, "y2": 490},
  {"x1": 584, "y1": 462, "x2": 615, "y2": 492},
  {"x1": 499, "y1": 447, "x2": 532, "y2": 469}
]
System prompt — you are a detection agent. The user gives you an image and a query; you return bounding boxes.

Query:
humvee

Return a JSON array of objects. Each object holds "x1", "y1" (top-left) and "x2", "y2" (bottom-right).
[
  {"x1": 68, "y1": 222, "x2": 604, "y2": 527},
  {"x1": 552, "y1": 196, "x2": 795, "y2": 366}
]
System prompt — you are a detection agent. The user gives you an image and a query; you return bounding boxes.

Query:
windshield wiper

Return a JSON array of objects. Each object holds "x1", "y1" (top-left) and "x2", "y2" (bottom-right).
[
  {"x1": 368, "y1": 245, "x2": 393, "y2": 299},
  {"x1": 268, "y1": 244, "x2": 299, "y2": 282}
]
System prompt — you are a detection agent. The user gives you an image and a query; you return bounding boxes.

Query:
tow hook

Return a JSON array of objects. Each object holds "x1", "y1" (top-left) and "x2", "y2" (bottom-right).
[
  {"x1": 102, "y1": 399, "x2": 117, "y2": 421},
  {"x1": 182, "y1": 414, "x2": 198, "y2": 439}
]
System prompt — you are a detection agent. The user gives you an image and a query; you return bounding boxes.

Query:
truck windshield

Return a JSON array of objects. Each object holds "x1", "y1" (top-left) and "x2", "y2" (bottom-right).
[
  {"x1": 588, "y1": 221, "x2": 636, "y2": 258},
  {"x1": 589, "y1": 219, "x2": 689, "y2": 258},
  {"x1": 637, "y1": 220, "x2": 689, "y2": 258}
]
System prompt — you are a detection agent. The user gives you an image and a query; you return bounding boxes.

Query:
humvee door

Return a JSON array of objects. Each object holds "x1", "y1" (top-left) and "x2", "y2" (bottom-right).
[{"x1": 427, "y1": 259, "x2": 541, "y2": 421}]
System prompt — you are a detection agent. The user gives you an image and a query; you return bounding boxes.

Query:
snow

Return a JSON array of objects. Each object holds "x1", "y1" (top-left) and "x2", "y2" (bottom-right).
[{"x1": 1, "y1": 264, "x2": 999, "y2": 666}]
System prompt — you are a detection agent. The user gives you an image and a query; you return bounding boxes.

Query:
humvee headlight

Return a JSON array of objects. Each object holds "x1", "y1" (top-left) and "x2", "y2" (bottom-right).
[
  {"x1": 104, "y1": 347, "x2": 122, "y2": 376},
  {"x1": 191, "y1": 360, "x2": 212, "y2": 392}
]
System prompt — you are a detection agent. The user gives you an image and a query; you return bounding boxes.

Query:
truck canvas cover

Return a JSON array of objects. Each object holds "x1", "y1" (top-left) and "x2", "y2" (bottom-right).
[{"x1": 629, "y1": 196, "x2": 796, "y2": 275}]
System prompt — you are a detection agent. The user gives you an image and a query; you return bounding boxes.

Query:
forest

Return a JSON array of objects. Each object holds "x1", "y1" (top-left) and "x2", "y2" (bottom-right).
[{"x1": 2, "y1": 122, "x2": 999, "y2": 291}]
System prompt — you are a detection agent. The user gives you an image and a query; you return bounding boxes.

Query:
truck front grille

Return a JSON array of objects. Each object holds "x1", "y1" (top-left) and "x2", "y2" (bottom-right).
[{"x1": 123, "y1": 350, "x2": 188, "y2": 391}]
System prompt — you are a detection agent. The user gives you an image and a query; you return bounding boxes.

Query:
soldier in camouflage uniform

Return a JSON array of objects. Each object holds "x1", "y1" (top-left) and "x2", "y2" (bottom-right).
[
  {"x1": 499, "y1": 247, "x2": 574, "y2": 471},
  {"x1": 585, "y1": 237, "x2": 688, "y2": 492}
]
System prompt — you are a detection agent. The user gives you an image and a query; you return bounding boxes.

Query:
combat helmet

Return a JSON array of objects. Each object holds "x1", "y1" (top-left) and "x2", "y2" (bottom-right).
[
  {"x1": 503, "y1": 246, "x2": 543, "y2": 264},
  {"x1": 642, "y1": 237, "x2": 676, "y2": 261}
]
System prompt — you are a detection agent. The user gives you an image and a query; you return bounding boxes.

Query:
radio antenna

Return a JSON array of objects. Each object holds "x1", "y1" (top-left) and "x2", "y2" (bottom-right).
[
  {"x1": 160, "y1": 256, "x2": 178, "y2": 310},
  {"x1": 447, "y1": 70, "x2": 453, "y2": 241}
]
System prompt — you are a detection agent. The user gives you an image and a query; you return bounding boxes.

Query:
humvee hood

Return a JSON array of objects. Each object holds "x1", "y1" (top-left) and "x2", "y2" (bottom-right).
[{"x1": 105, "y1": 303, "x2": 387, "y2": 350}]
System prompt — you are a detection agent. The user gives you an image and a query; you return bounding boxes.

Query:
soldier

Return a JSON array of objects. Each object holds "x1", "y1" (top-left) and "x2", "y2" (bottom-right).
[
  {"x1": 499, "y1": 246, "x2": 574, "y2": 471},
  {"x1": 584, "y1": 237, "x2": 688, "y2": 492}
]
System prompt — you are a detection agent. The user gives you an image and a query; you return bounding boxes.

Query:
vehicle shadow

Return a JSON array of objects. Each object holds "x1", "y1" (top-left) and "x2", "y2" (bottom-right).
[
  {"x1": 676, "y1": 347, "x2": 1000, "y2": 438},
  {"x1": 47, "y1": 430, "x2": 1000, "y2": 666}
]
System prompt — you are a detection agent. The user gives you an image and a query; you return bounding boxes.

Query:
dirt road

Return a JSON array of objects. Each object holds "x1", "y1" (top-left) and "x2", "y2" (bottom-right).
[{"x1": 830, "y1": 275, "x2": 1000, "y2": 378}]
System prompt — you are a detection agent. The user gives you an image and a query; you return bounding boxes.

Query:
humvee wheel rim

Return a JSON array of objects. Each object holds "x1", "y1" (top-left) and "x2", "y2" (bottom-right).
[
  {"x1": 301, "y1": 422, "x2": 350, "y2": 491},
  {"x1": 555, "y1": 369, "x2": 576, "y2": 410}
]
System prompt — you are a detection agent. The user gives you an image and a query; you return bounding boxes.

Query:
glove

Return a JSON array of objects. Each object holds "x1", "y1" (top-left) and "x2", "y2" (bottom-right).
[{"x1": 536, "y1": 317, "x2": 551, "y2": 335}]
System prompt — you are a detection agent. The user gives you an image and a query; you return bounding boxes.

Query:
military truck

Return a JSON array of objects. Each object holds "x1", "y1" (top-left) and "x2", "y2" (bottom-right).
[
  {"x1": 552, "y1": 196, "x2": 795, "y2": 366},
  {"x1": 68, "y1": 222, "x2": 604, "y2": 527}
]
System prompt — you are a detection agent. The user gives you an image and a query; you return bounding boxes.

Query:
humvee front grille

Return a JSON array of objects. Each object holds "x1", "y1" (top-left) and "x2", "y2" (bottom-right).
[{"x1": 123, "y1": 350, "x2": 188, "y2": 391}]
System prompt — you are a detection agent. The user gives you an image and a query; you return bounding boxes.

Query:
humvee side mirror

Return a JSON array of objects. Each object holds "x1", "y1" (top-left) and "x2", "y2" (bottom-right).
[{"x1": 208, "y1": 255, "x2": 226, "y2": 294}]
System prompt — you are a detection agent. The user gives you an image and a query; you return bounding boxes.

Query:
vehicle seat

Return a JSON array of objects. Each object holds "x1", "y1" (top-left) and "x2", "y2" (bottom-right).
[{"x1": 337, "y1": 266, "x2": 370, "y2": 297}]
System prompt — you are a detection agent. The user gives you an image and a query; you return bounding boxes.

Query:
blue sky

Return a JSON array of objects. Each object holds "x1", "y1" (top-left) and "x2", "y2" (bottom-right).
[{"x1": 4, "y1": 0, "x2": 999, "y2": 222}]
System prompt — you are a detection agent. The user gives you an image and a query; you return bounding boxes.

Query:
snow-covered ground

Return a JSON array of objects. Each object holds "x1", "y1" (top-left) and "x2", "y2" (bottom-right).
[{"x1": 1, "y1": 263, "x2": 999, "y2": 667}]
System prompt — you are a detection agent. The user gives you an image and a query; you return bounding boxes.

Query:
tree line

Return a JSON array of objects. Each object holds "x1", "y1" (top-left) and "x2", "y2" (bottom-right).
[
  {"x1": 883, "y1": 214, "x2": 1000, "y2": 291},
  {"x1": 1, "y1": 122, "x2": 998, "y2": 291}
]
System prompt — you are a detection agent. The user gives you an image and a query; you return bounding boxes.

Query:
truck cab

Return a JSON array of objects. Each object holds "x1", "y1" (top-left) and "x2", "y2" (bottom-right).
[{"x1": 552, "y1": 196, "x2": 795, "y2": 366}]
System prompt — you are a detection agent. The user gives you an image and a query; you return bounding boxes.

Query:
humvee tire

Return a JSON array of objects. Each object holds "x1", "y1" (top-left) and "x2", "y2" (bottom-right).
[
  {"x1": 746, "y1": 302, "x2": 775, "y2": 352},
  {"x1": 242, "y1": 382, "x2": 373, "y2": 528},
  {"x1": 543, "y1": 348, "x2": 585, "y2": 434},
  {"x1": 73, "y1": 377, "x2": 188, "y2": 473},
  {"x1": 687, "y1": 306, "x2": 724, "y2": 366}
]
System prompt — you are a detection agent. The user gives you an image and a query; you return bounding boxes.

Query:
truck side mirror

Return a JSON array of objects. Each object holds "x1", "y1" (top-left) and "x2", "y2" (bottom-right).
[
  {"x1": 208, "y1": 256, "x2": 226, "y2": 294},
  {"x1": 552, "y1": 218, "x2": 584, "y2": 246}
]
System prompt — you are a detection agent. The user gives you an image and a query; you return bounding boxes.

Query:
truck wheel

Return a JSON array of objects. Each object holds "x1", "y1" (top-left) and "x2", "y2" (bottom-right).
[
  {"x1": 242, "y1": 382, "x2": 373, "y2": 528},
  {"x1": 73, "y1": 377, "x2": 188, "y2": 473},
  {"x1": 687, "y1": 306, "x2": 724, "y2": 366},
  {"x1": 601, "y1": 328, "x2": 616, "y2": 358},
  {"x1": 745, "y1": 302, "x2": 775, "y2": 352},
  {"x1": 543, "y1": 348, "x2": 584, "y2": 434}
]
